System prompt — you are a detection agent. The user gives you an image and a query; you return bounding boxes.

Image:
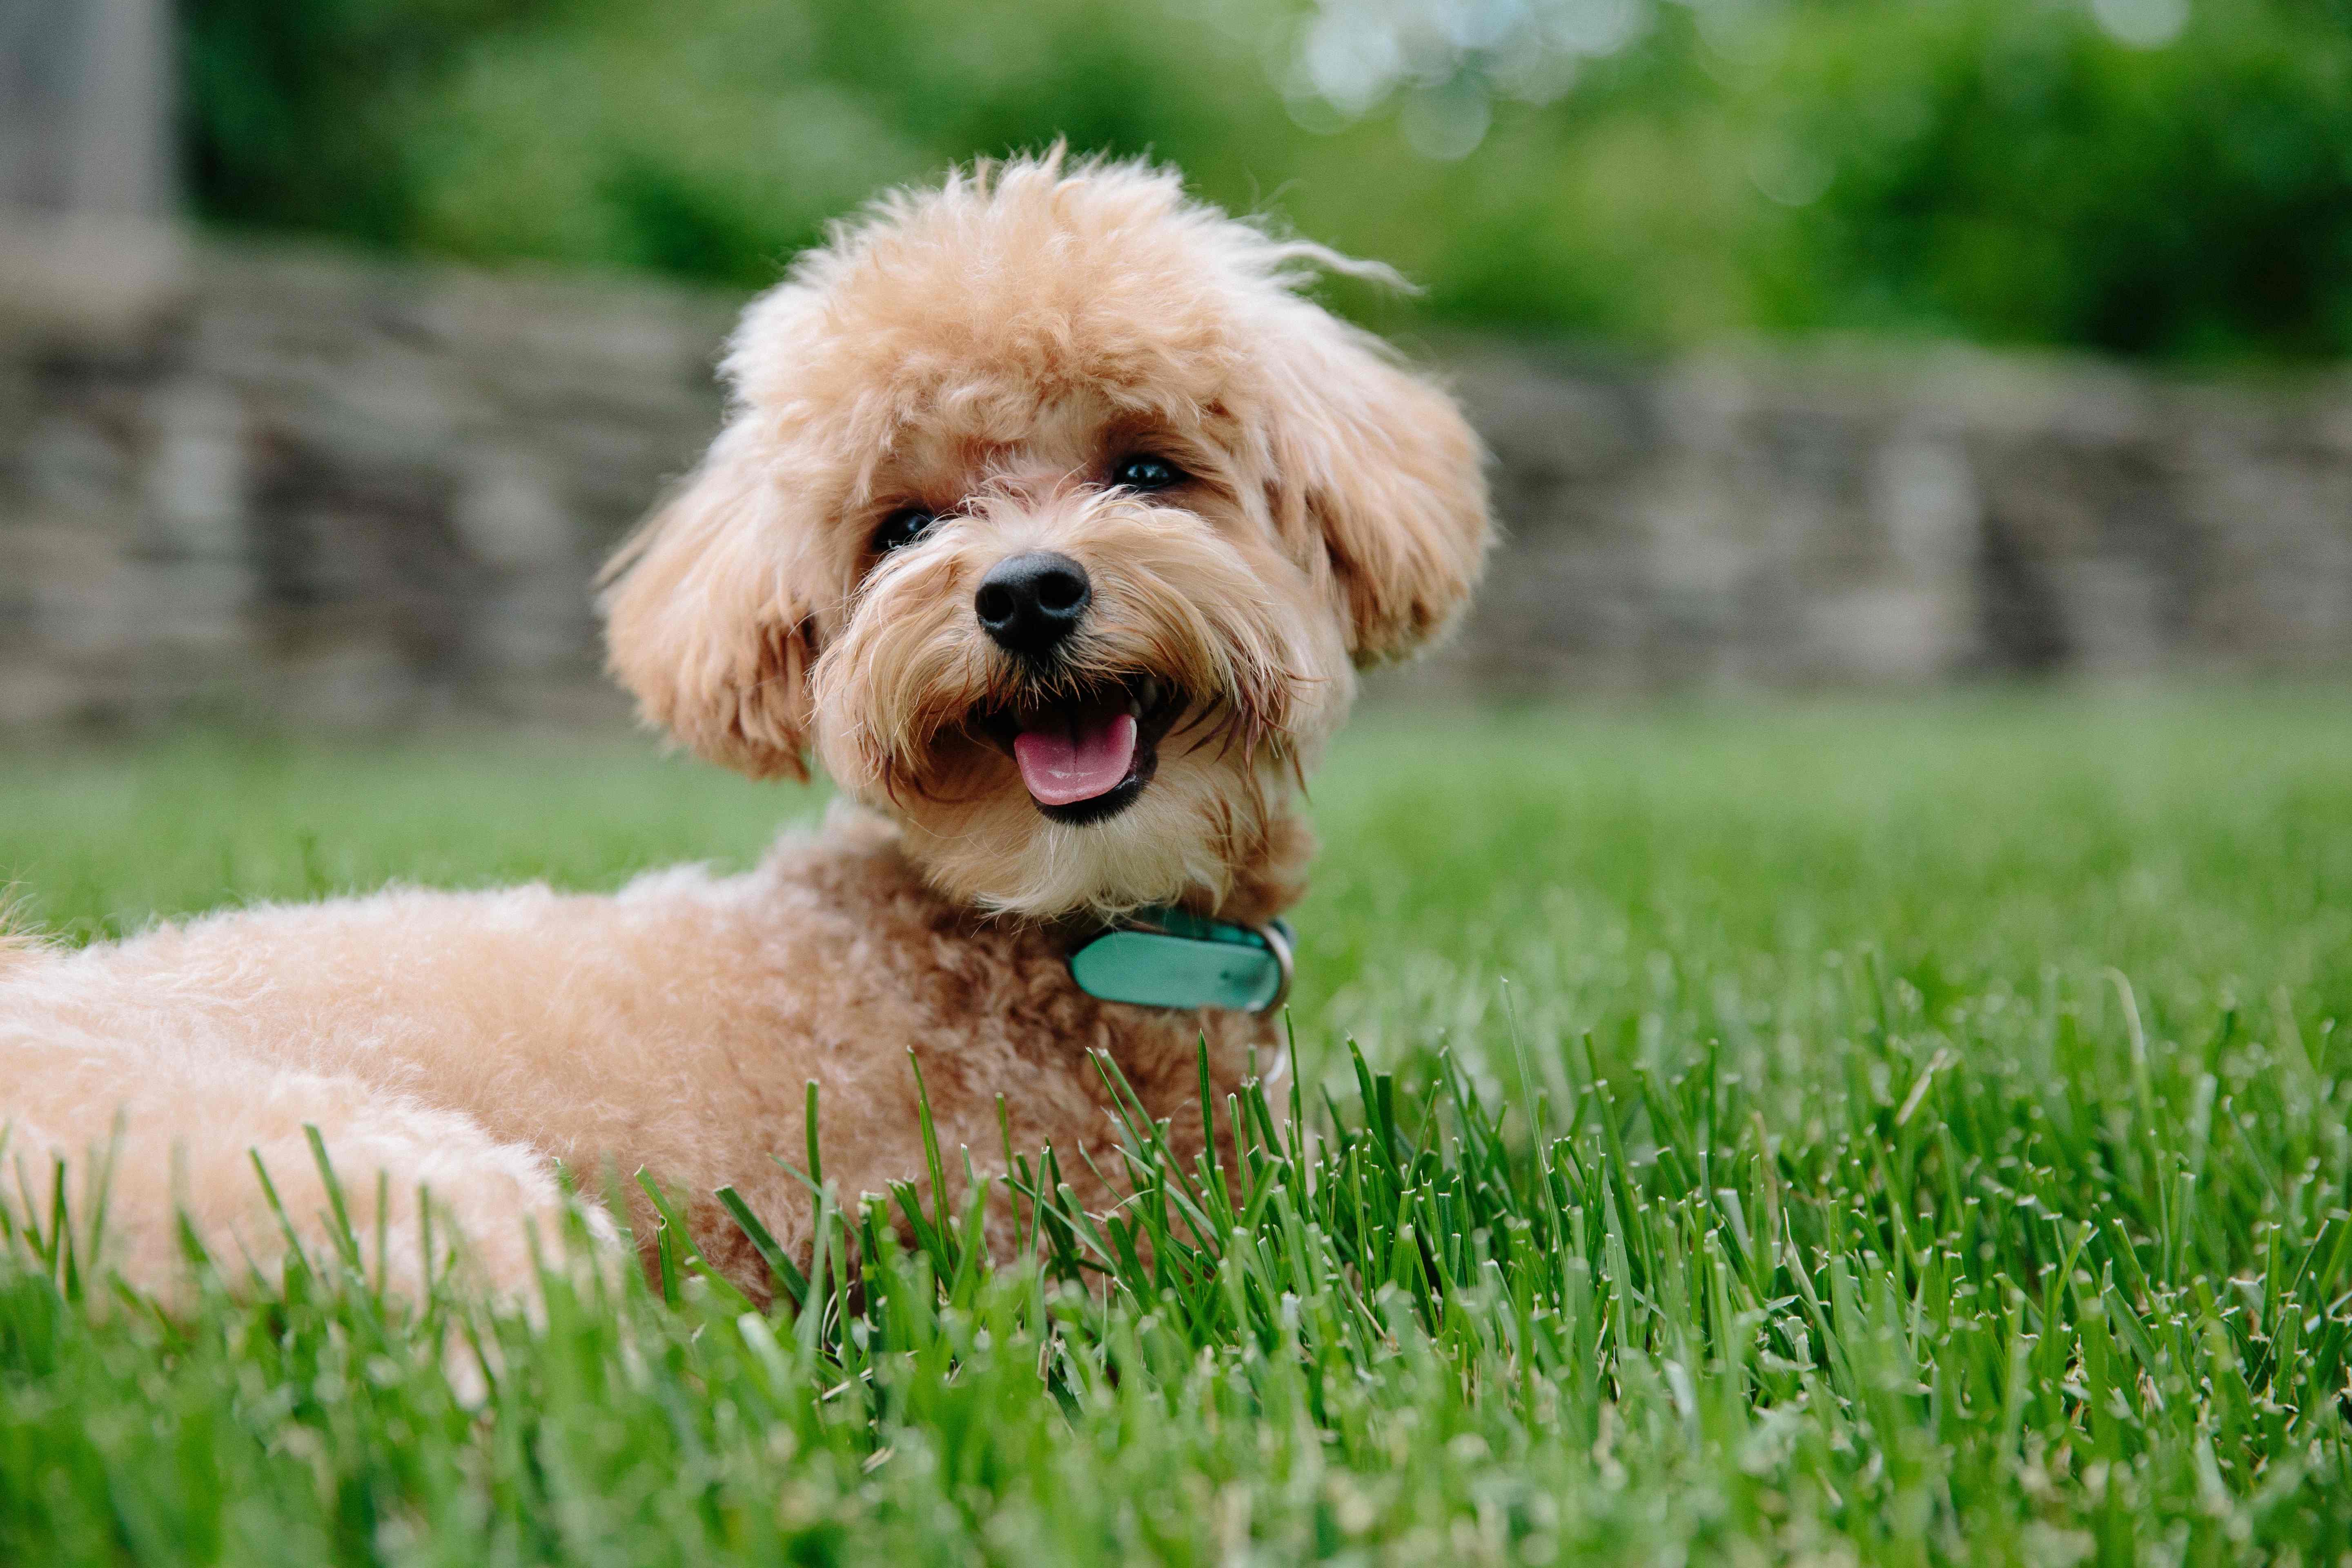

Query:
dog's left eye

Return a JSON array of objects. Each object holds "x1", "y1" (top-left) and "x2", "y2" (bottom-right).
[
  {"x1": 1111, "y1": 455, "x2": 1185, "y2": 491},
  {"x1": 873, "y1": 508, "x2": 937, "y2": 554}
]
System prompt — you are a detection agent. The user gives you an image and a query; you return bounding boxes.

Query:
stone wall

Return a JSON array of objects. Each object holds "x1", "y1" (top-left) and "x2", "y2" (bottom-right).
[
  {"x1": 3, "y1": 234, "x2": 2349, "y2": 732},
  {"x1": 1441, "y1": 346, "x2": 2352, "y2": 694},
  {"x1": 0, "y1": 238, "x2": 733, "y2": 728}
]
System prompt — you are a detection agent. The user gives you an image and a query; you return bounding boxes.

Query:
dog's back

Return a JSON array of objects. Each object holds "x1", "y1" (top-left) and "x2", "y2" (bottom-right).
[{"x1": 0, "y1": 922, "x2": 46, "y2": 974}]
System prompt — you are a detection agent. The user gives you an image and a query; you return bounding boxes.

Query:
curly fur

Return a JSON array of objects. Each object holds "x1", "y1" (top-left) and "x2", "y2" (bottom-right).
[{"x1": 0, "y1": 152, "x2": 1490, "y2": 1305}]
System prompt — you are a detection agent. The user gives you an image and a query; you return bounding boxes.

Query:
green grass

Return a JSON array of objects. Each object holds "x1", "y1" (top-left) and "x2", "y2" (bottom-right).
[{"x1": 3, "y1": 688, "x2": 2350, "y2": 1565}]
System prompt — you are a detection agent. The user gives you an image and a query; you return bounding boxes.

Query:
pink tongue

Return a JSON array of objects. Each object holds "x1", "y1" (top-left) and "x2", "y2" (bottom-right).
[{"x1": 1013, "y1": 711, "x2": 1138, "y2": 806}]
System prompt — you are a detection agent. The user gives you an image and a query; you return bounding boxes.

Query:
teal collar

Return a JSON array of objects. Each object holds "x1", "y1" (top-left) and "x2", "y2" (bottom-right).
[{"x1": 1068, "y1": 907, "x2": 1294, "y2": 1013}]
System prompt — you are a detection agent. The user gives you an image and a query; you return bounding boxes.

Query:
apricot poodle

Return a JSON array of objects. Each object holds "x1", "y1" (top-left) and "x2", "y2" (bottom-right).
[{"x1": 0, "y1": 153, "x2": 1491, "y2": 1305}]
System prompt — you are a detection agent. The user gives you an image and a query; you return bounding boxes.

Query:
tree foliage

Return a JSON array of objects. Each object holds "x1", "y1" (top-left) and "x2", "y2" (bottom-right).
[{"x1": 179, "y1": 0, "x2": 2352, "y2": 361}]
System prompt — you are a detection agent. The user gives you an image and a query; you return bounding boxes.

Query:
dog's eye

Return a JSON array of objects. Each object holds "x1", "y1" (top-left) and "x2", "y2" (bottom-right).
[
  {"x1": 1111, "y1": 455, "x2": 1185, "y2": 491},
  {"x1": 872, "y1": 508, "x2": 937, "y2": 554}
]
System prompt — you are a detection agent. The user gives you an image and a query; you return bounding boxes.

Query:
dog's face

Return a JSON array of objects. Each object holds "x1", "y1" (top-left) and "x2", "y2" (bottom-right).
[{"x1": 602, "y1": 157, "x2": 1490, "y2": 918}]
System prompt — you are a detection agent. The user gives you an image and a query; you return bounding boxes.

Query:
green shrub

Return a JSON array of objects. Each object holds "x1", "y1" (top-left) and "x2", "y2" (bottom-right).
[
  {"x1": 1751, "y1": 0, "x2": 2352, "y2": 357},
  {"x1": 179, "y1": 0, "x2": 2352, "y2": 361}
]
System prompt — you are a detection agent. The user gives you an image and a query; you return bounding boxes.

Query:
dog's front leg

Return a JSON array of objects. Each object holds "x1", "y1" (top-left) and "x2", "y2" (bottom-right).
[{"x1": 0, "y1": 1029, "x2": 613, "y2": 1310}]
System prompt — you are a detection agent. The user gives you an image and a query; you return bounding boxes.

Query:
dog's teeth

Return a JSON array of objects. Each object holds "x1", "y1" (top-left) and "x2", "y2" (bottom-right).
[{"x1": 1135, "y1": 678, "x2": 1160, "y2": 713}]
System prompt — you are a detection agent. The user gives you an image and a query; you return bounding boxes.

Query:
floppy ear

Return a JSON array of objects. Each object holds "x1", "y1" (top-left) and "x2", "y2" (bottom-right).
[
  {"x1": 1272, "y1": 322, "x2": 1492, "y2": 665},
  {"x1": 599, "y1": 420, "x2": 822, "y2": 781}
]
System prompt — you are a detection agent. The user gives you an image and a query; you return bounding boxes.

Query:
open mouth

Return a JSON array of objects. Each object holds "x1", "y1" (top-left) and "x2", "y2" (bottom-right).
[{"x1": 973, "y1": 675, "x2": 1185, "y2": 826}]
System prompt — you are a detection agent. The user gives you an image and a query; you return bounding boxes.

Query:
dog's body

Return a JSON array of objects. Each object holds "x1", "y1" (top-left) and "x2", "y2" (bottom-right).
[
  {"x1": 0, "y1": 155, "x2": 1488, "y2": 1303},
  {"x1": 0, "y1": 812, "x2": 1275, "y2": 1300}
]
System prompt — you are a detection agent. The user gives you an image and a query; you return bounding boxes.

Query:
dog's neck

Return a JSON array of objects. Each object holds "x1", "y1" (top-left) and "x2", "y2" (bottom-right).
[
  {"x1": 1184, "y1": 807, "x2": 1315, "y2": 929},
  {"x1": 842, "y1": 798, "x2": 1315, "y2": 934},
  {"x1": 1044, "y1": 807, "x2": 1312, "y2": 1014},
  {"x1": 828, "y1": 804, "x2": 1317, "y2": 940},
  {"x1": 809, "y1": 802, "x2": 1310, "y2": 1015}
]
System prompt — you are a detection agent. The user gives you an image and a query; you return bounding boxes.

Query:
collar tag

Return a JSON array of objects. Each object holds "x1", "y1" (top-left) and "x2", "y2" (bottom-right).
[{"x1": 1068, "y1": 908, "x2": 1294, "y2": 1012}]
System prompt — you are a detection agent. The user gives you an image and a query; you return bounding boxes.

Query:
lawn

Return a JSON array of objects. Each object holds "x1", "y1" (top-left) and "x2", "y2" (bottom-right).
[{"x1": 2, "y1": 688, "x2": 2350, "y2": 1566}]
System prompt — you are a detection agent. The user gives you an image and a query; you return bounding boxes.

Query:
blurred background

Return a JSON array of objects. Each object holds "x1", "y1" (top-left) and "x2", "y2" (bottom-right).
[{"x1": 3, "y1": 0, "x2": 2350, "y2": 732}]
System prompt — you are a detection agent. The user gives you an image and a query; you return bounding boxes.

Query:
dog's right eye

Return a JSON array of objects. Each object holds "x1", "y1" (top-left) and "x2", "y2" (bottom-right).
[{"x1": 873, "y1": 508, "x2": 937, "y2": 554}]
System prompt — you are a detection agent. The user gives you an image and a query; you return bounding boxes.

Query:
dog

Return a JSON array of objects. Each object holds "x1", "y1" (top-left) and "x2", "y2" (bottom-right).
[{"x1": 0, "y1": 153, "x2": 1490, "y2": 1305}]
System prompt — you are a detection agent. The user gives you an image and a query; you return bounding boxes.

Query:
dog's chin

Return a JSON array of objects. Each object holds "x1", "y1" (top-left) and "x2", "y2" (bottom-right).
[{"x1": 1033, "y1": 770, "x2": 1149, "y2": 827}]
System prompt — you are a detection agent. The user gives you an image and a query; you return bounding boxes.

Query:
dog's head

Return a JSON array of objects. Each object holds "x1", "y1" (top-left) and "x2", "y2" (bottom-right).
[{"x1": 601, "y1": 154, "x2": 1490, "y2": 918}]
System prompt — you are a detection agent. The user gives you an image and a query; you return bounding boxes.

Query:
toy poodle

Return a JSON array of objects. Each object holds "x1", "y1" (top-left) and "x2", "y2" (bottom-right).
[{"x1": 0, "y1": 152, "x2": 1491, "y2": 1305}]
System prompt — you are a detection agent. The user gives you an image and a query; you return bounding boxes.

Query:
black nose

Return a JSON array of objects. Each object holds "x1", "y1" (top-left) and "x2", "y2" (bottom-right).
[{"x1": 975, "y1": 551, "x2": 1091, "y2": 657}]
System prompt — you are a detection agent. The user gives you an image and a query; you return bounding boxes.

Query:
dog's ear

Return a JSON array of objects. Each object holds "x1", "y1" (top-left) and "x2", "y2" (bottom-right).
[
  {"x1": 599, "y1": 420, "x2": 822, "y2": 780},
  {"x1": 1270, "y1": 320, "x2": 1492, "y2": 666}
]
